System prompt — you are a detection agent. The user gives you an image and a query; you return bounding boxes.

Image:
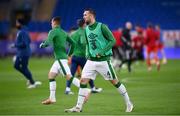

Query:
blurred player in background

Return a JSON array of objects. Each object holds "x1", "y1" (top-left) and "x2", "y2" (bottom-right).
[
  {"x1": 65, "y1": 8, "x2": 133, "y2": 113},
  {"x1": 119, "y1": 22, "x2": 133, "y2": 72},
  {"x1": 12, "y1": 19, "x2": 41, "y2": 89},
  {"x1": 144, "y1": 23, "x2": 160, "y2": 71},
  {"x1": 68, "y1": 26, "x2": 82, "y2": 78},
  {"x1": 40, "y1": 17, "x2": 80, "y2": 104},
  {"x1": 155, "y1": 25, "x2": 167, "y2": 64},
  {"x1": 65, "y1": 19, "x2": 102, "y2": 94},
  {"x1": 132, "y1": 25, "x2": 145, "y2": 62},
  {"x1": 112, "y1": 29, "x2": 124, "y2": 68}
]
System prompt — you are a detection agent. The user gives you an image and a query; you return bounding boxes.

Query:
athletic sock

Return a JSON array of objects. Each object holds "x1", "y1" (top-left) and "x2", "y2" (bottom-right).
[
  {"x1": 76, "y1": 84, "x2": 88, "y2": 109},
  {"x1": 65, "y1": 87, "x2": 71, "y2": 92},
  {"x1": 72, "y1": 77, "x2": 80, "y2": 87},
  {"x1": 49, "y1": 79, "x2": 56, "y2": 102},
  {"x1": 115, "y1": 82, "x2": 130, "y2": 104}
]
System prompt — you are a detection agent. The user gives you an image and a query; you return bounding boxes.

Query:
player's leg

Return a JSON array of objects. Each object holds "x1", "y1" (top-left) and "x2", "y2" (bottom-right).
[
  {"x1": 59, "y1": 59, "x2": 80, "y2": 88},
  {"x1": 119, "y1": 47, "x2": 128, "y2": 68},
  {"x1": 110, "y1": 79, "x2": 133, "y2": 112},
  {"x1": 146, "y1": 47, "x2": 152, "y2": 71},
  {"x1": 21, "y1": 56, "x2": 41, "y2": 88},
  {"x1": 65, "y1": 56, "x2": 79, "y2": 94},
  {"x1": 14, "y1": 56, "x2": 37, "y2": 87},
  {"x1": 42, "y1": 61, "x2": 59, "y2": 105},
  {"x1": 65, "y1": 78, "x2": 90, "y2": 113},
  {"x1": 65, "y1": 60, "x2": 96, "y2": 112},
  {"x1": 153, "y1": 49, "x2": 160, "y2": 71},
  {"x1": 78, "y1": 57, "x2": 102, "y2": 93},
  {"x1": 98, "y1": 60, "x2": 133, "y2": 112},
  {"x1": 89, "y1": 79, "x2": 102, "y2": 93},
  {"x1": 14, "y1": 56, "x2": 22, "y2": 72},
  {"x1": 161, "y1": 48, "x2": 167, "y2": 64},
  {"x1": 159, "y1": 44, "x2": 167, "y2": 64},
  {"x1": 139, "y1": 49, "x2": 144, "y2": 61},
  {"x1": 112, "y1": 47, "x2": 120, "y2": 68},
  {"x1": 76, "y1": 66, "x2": 81, "y2": 77},
  {"x1": 126, "y1": 50, "x2": 132, "y2": 72},
  {"x1": 14, "y1": 56, "x2": 30, "y2": 77}
]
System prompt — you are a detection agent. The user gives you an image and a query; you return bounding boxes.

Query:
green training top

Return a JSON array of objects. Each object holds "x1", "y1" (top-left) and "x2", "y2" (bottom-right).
[
  {"x1": 41, "y1": 25, "x2": 74, "y2": 60},
  {"x1": 85, "y1": 22, "x2": 115, "y2": 61},
  {"x1": 71, "y1": 27, "x2": 86, "y2": 57}
]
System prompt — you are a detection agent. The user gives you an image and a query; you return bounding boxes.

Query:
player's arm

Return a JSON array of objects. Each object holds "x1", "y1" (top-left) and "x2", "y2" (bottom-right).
[
  {"x1": 14, "y1": 32, "x2": 27, "y2": 48},
  {"x1": 121, "y1": 30, "x2": 128, "y2": 43},
  {"x1": 80, "y1": 30, "x2": 87, "y2": 44},
  {"x1": 70, "y1": 31, "x2": 78, "y2": 44},
  {"x1": 98, "y1": 24, "x2": 116, "y2": 55},
  {"x1": 40, "y1": 30, "x2": 55, "y2": 48},
  {"x1": 67, "y1": 35, "x2": 75, "y2": 56}
]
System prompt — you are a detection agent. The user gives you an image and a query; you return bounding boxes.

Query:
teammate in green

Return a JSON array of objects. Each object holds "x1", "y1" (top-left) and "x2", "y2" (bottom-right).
[
  {"x1": 65, "y1": 8, "x2": 133, "y2": 113},
  {"x1": 65, "y1": 19, "x2": 102, "y2": 94},
  {"x1": 40, "y1": 17, "x2": 80, "y2": 105}
]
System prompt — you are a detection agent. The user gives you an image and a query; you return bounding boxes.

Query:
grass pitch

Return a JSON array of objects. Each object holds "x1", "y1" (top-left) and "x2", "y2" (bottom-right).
[{"x1": 0, "y1": 57, "x2": 180, "y2": 115}]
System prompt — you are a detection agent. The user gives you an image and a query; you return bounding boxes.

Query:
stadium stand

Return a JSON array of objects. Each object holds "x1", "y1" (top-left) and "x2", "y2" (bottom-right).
[
  {"x1": 0, "y1": 0, "x2": 180, "y2": 58},
  {"x1": 53, "y1": 0, "x2": 180, "y2": 30}
]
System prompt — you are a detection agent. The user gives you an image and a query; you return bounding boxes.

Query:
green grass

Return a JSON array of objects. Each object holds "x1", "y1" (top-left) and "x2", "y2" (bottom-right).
[{"x1": 0, "y1": 57, "x2": 180, "y2": 115}]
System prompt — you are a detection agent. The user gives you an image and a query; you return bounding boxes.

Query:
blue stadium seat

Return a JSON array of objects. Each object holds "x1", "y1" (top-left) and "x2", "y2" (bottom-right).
[{"x1": 53, "y1": 0, "x2": 180, "y2": 30}]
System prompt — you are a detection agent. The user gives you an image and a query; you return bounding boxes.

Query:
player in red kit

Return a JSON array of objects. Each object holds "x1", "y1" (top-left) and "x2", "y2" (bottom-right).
[
  {"x1": 155, "y1": 25, "x2": 167, "y2": 64},
  {"x1": 112, "y1": 29, "x2": 124, "y2": 68},
  {"x1": 144, "y1": 24, "x2": 160, "y2": 71},
  {"x1": 132, "y1": 25, "x2": 145, "y2": 61}
]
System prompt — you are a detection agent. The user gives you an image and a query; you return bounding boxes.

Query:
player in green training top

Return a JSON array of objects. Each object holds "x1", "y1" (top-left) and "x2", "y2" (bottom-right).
[
  {"x1": 40, "y1": 17, "x2": 80, "y2": 105},
  {"x1": 65, "y1": 8, "x2": 133, "y2": 113},
  {"x1": 65, "y1": 19, "x2": 102, "y2": 94}
]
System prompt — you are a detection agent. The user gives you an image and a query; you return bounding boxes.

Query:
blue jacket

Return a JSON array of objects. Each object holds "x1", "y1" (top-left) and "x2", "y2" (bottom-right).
[{"x1": 15, "y1": 26, "x2": 31, "y2": 57}]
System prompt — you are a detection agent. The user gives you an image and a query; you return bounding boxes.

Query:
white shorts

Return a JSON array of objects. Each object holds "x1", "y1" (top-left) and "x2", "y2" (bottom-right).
[
  {"x1": 50, "y1": 59, "x2": 72, "y2": 76},
  {"x1": 81, "y1": 60, "x2": 117, "y2": 80}
]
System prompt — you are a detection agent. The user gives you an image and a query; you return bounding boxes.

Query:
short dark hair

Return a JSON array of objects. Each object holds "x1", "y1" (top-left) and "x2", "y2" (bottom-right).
[
  {"x1": 69, "y1": 26, "x2": 78, "y2": 31},
  {"x1": 52, "y1": 16, "x2": 61, "y2": 24},
  {"x1": 77, "y1": 19, "x2": 85, "y2": 27},
  {"x1": 84, "y1": 8, "x2": 96, "y2": 17},
  {"x1": 17, "y1": 19, "x2": 26, "y2": 25}
]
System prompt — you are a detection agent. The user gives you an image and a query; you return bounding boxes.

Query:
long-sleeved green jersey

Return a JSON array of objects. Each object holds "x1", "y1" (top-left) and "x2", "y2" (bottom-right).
[
  {"x1": 41, "y1": 25, "x2": 74, "y2": 59},
  {"x1": 71, "y1": 27, "x2": 86, "y2": 57}
]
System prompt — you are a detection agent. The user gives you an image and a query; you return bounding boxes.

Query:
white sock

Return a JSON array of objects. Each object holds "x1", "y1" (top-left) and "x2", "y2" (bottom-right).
[
  {"x1": 117, "y1": 84, "x2": 130, "y2": 104},
  {"x1": 76, "y1": 88, "x2": 89, "y2": 109},
  {"x1": 66, "y1": 87, "x2": 71, "y2": 92},
  {"x1": 72, "y1": 77, "x2": 80, "y2": 87},
  {"x1": 49, "y1": 81, "x2": 56, "y2": 102}
]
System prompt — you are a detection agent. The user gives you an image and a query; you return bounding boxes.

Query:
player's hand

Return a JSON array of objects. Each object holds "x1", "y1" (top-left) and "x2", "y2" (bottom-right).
[
  {"x1": 39, "y1": 42, "x2": 44, "y2": 48},
  {"x1": 10, "y1": 43, "x2": 15, "y2": 48},
  {"x1": 96, "y1": 54, "x2": 101, "y2": 58}
]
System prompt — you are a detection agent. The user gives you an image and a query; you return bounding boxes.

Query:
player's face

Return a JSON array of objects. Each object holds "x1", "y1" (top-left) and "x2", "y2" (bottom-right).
[
  {"x1": 16, "y1": 20, "x2": 21, "y2": 29},
  {"x1": 83, "y1": 11, "x2": 92, "y2": 25},
  {"x1": 51, "y1": 20, "x2": 56, "y2": 28}
]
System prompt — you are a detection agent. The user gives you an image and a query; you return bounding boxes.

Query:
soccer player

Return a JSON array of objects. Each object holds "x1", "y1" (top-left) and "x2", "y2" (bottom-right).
[
  {"x1": 119, "y1": 22, "x2": 133, "y2": 72},
  {"x1": 40, "y1": 17, "x2": 80, "y2": 104},
  {"x1": 65, "y1": 8, "x2": 133, "y2": 113},
  {"x1": 155, "y1": 25, "x2": 167, "y2": 64},
  {"x1": 112, "y1": 29, "x2": 124, "y2": 68},
  {"x1": 132, "y1": 25, "x2": 145, "y2": 61},
  {"x1": 144, "y1": 23, "x2": 160, "y2": 71},
  {"x1": 12, "y1": 19, "x2": 41, "y2": 89},
  {"x1": 65, "y1": 19, "x2": 102, "y2": 94}
]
